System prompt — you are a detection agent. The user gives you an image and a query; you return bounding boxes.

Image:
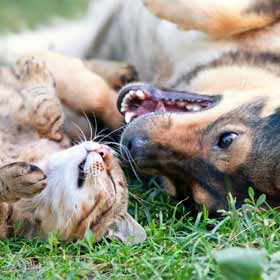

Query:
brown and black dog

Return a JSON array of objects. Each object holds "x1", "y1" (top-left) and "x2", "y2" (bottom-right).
[
  {"x1": 117, "y1": 0, "x2": 280, "y2": 212},
  {"x1": 2, "y1": 0, "x2": 280, "y2": 213}
]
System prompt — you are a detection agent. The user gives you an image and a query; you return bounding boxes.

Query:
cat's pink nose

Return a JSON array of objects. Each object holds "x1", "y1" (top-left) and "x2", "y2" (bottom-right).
[{"x1": 93, "y1": 146, "x2": 108, "y2": 158}]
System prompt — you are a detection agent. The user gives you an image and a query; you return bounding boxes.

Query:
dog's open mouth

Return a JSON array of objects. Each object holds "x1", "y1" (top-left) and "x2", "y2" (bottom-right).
[{"x1": 117, "y1": 83, "x2": 221, "y2": 123}]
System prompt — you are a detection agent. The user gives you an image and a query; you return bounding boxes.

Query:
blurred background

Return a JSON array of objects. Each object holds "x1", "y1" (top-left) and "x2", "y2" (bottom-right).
[{"x1": 0, "y1": 0, "x2": 89, "y2": 32}]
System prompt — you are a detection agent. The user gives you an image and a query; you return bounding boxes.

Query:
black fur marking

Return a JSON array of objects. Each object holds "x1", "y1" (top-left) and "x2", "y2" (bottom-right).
[
  {"x1": 248, "y1": 0, "x2": 280, "y2": 16},
  {"x1": 205, "y1": 100, "x2": 265, "y2": 135},
  {"x1": 171, "y1": 51, "x2": 280, "y2": 89},
  {"x1": 152, "y1": 101, "x2": 280, "y2": 210},
  {"x1": 250, "y1": 107, "x2": 280, "y2": 195},
  {"x1": 49, "y1": 115, "x2": 62, "y2": 127},
  {"x1": 6, "y1": 204, "x2": 14, "y2": 237}
]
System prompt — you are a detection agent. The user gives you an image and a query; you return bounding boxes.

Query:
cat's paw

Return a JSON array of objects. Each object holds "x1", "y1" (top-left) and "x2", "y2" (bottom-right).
[
  {"x1": 18, "y1": 55, "x2": 54, "y2": 87},
  {"x1": 0, "y1": 162, "x2": 47, "y2": 202},
  {"x1": 28, "y1": 95, "x2": 64, "y2": 141},
  {"x1": 18, "y1": 56, "x2": 64, "y2": 141}
]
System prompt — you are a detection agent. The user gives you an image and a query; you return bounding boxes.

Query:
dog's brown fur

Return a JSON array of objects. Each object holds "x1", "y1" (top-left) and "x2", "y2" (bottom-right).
[
  {"x1": 2, "y1": 0, "x2": 280, "y2": 214},
  {"x1": 119, "y1": 0, "x2": 280, "y2": 212}
]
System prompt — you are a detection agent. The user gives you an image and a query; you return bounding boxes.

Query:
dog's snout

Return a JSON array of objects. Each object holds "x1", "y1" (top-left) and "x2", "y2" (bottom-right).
[{"x1": 124, "y1": 135, "x2": 150, "y2": 158}]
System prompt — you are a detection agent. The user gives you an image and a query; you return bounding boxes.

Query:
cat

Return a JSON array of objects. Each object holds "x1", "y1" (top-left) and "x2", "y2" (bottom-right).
[{"x1": 0, "y1": 55, "x2": 145, "y2": 244}]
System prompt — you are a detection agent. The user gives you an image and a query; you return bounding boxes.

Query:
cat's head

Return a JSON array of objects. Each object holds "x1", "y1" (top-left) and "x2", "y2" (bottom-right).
[{"x1": 17, "y1": 141, "x2": 146, "y2": 244}]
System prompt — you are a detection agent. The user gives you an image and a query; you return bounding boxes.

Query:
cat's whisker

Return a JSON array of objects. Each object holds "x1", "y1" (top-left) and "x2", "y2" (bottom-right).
[
  {"x1": 122, "y1": 148, "x2": 142, "y2": 182},
  {"x1": 103, "y1": 141, "x2": 141, "y2": 183},
  {"x1": 93, "y1": 125, "x2": 115, "y2": 141},
  {"x1": 97, "y1": 125, "x2": 126, "y2": 143},
  {"x1": 82, "y1": 110, "x2": 94, "y2": 142},
  {"x1": 90, "y1": 112, "x2": 98, "y2": 140},
  {"x1": 72, "y1": 121, "x2": 87, "y2": 142}
]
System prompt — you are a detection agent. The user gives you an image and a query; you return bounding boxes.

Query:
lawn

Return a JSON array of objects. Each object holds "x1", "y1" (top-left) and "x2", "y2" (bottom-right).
[
  {"x1": 0, "y1": 2, "x2": 280, "y2": 280},
  {"x1": 0, "y1": 0, "x2": 89, "y2": 32}
]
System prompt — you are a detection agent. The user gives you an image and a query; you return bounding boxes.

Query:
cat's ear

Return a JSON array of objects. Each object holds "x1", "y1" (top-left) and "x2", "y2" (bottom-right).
[{"x1": 106, "y1": 213, "x2": 146, "y2": 245}]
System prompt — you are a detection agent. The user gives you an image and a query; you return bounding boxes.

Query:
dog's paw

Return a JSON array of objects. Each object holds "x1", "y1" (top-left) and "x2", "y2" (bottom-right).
[
  {"x1": 112, "y1": 64, "x2": 138, "y2": 90},
  {"x1": 143, "y1": 0, "x2": 162, "y2": 17},
  {"x1": 0, "y1": 162, "x2": 47, "y2": 202}
]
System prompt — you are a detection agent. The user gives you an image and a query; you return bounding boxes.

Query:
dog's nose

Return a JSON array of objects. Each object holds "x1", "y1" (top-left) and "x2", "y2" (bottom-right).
[{"x1": 125, "y1": 135, "x2": 150, "y2": 158}]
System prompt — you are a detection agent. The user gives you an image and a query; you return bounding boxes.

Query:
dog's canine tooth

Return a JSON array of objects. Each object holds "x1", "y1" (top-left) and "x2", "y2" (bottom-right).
[
  {"x1": 125, "y1": 112, "x2": 136, "y2": 123},
  {"x1": 136, "y1": 90, "x2": 145, "y2": 99},
  {"x1": 120, "y1": 105, "x2": 127, "y2": 112},
  {"x1": 123, "y1": 94, "x2": 131, "y2": 104},
  {"x1": 129, "y1": 90, "x2": 136, "y2": 97}
]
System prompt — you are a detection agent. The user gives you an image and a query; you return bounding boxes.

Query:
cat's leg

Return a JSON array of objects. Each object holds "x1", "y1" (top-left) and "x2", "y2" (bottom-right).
[
  {"x1": 18, "y1": 56, "x2": 65, "y2": 141},
  {"x1": 143, "y1": 0, "x2": 280, "y2": 37},
  {"x1": 84, "y1": 59, "x2": 138, "y2": 90},
  {"x1": 0, "y1": 162, "x2": 46, "y2": 203},
  {"x1": 18, "y1": 52, "x2": 123, "y2": 129}
]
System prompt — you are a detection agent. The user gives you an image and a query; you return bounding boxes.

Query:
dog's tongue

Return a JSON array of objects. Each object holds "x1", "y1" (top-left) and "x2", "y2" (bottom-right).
[
  {"x1": 136, "y1": 100, "x2": 157, "y2": 115},
  {"x1": 155, "y1": 102, "x2": 167, "y2": 112}
]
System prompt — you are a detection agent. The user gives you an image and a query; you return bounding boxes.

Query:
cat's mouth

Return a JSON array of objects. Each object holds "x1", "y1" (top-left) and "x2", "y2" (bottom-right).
[
  {"x1": 117, "y1": 83, "x2": 220, "y2": 123},
  {"x1": 77, "y1": 159, "x2": 86, "y2": 188},
  {"x1": 76, "y1": 174, "x2": 117, "y2": 231},
  {"x1": 76, "y1": 152, "x2": 117, "y2": 228},
  {"x1": 77, "y1": 148, "x2": 112, "y2": 188}
]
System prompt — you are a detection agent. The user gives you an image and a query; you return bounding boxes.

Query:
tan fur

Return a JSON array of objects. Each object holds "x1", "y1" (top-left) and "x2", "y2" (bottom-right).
[
  {"x1": 0, "y1": 55, "x2": 145, "y2": 243},
  {"x1": 2, "y1": 0, "x2": 280, "y2": 213},
  {"x1": 144, "y1": 0, "x2": 280, "y2": 36},
  {"x1": 17, "y1": 52, "x2": 123, "y2": 129},
  {"x1": 114, "y1": 0, "x2": 280, "y2": 211}
]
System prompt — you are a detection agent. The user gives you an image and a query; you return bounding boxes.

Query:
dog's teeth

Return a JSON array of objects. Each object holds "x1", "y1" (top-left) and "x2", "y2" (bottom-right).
[
  {"x1": 121, "y1": 104, "x2": 127, "y2": 112},
  {"x1": 123, "y1": 95, "x2": 130, "y2": 104},
  {"x1": 125, "y1": 112, "x2": 136, "y2": 123},
  {"x1": 166, "y1": 100, "x2": 174, "y2": 106},
  {"x1": 129, "y1": 90, "x2": 136, "y2": 97},
  {"x1": 136, "y1": 90, "x2": 145, "y2": 99},
  {"x1": 186, "y1": 105, "x2": 201, "y2": 112},
  {"x1": 124, "y1": 91, "x2": 135, "y2": 103},
  {"x1": 192, "y1": 105, "x2": 202, "y2": 112},
  {"x1": 177, "y1": 101, "x2": 186, "y2": 107}
]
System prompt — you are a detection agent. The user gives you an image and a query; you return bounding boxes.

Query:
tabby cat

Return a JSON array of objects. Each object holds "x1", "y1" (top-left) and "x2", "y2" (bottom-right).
[{"x1": 0, "y1": 54, "x2": 145, "y2": 244}]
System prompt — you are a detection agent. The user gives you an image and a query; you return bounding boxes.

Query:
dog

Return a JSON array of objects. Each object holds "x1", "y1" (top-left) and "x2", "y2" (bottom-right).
[{"x1": 2, "y1": 0, "x2": 280, "y2": 213}]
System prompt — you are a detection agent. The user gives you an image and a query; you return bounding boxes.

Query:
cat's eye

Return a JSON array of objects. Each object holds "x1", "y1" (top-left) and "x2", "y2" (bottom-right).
[{"x1": 216, "y1": 132, "x2": 239, "y2": 149}]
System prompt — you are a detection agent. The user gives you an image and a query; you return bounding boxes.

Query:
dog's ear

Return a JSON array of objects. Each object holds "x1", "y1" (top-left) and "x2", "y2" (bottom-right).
[{"x1": 106, "y1": 213, "x2": 146, "y2": 245}]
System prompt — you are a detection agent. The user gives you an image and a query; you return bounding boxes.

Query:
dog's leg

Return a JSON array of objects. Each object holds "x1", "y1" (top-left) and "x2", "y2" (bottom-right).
[
  {"x1": 143, "y1": 0, "x2": 280, "y2": 37},
  {"x1": 84, "y1": 59, "x2": 138, "y2": 90},
  {"x1": 18, "y1": 52, "x2": 123, "y2": 129}
]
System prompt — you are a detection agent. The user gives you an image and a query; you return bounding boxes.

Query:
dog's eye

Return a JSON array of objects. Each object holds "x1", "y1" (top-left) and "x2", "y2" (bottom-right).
[{"x1": 217, "y1": 132, "x2": 239, "y2": 149}]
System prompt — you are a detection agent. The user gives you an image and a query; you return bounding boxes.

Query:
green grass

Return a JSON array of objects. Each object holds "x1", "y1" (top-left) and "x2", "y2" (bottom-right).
[
  {"x1": 1, "y1": 182, "x2": 280, "y2": 279},
  {"x1": 0, "y1": 0, "x2": 89, "y2": 32},
  {"x1": 1, "y1": 2, "x2": 280, "y2": 279}
]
